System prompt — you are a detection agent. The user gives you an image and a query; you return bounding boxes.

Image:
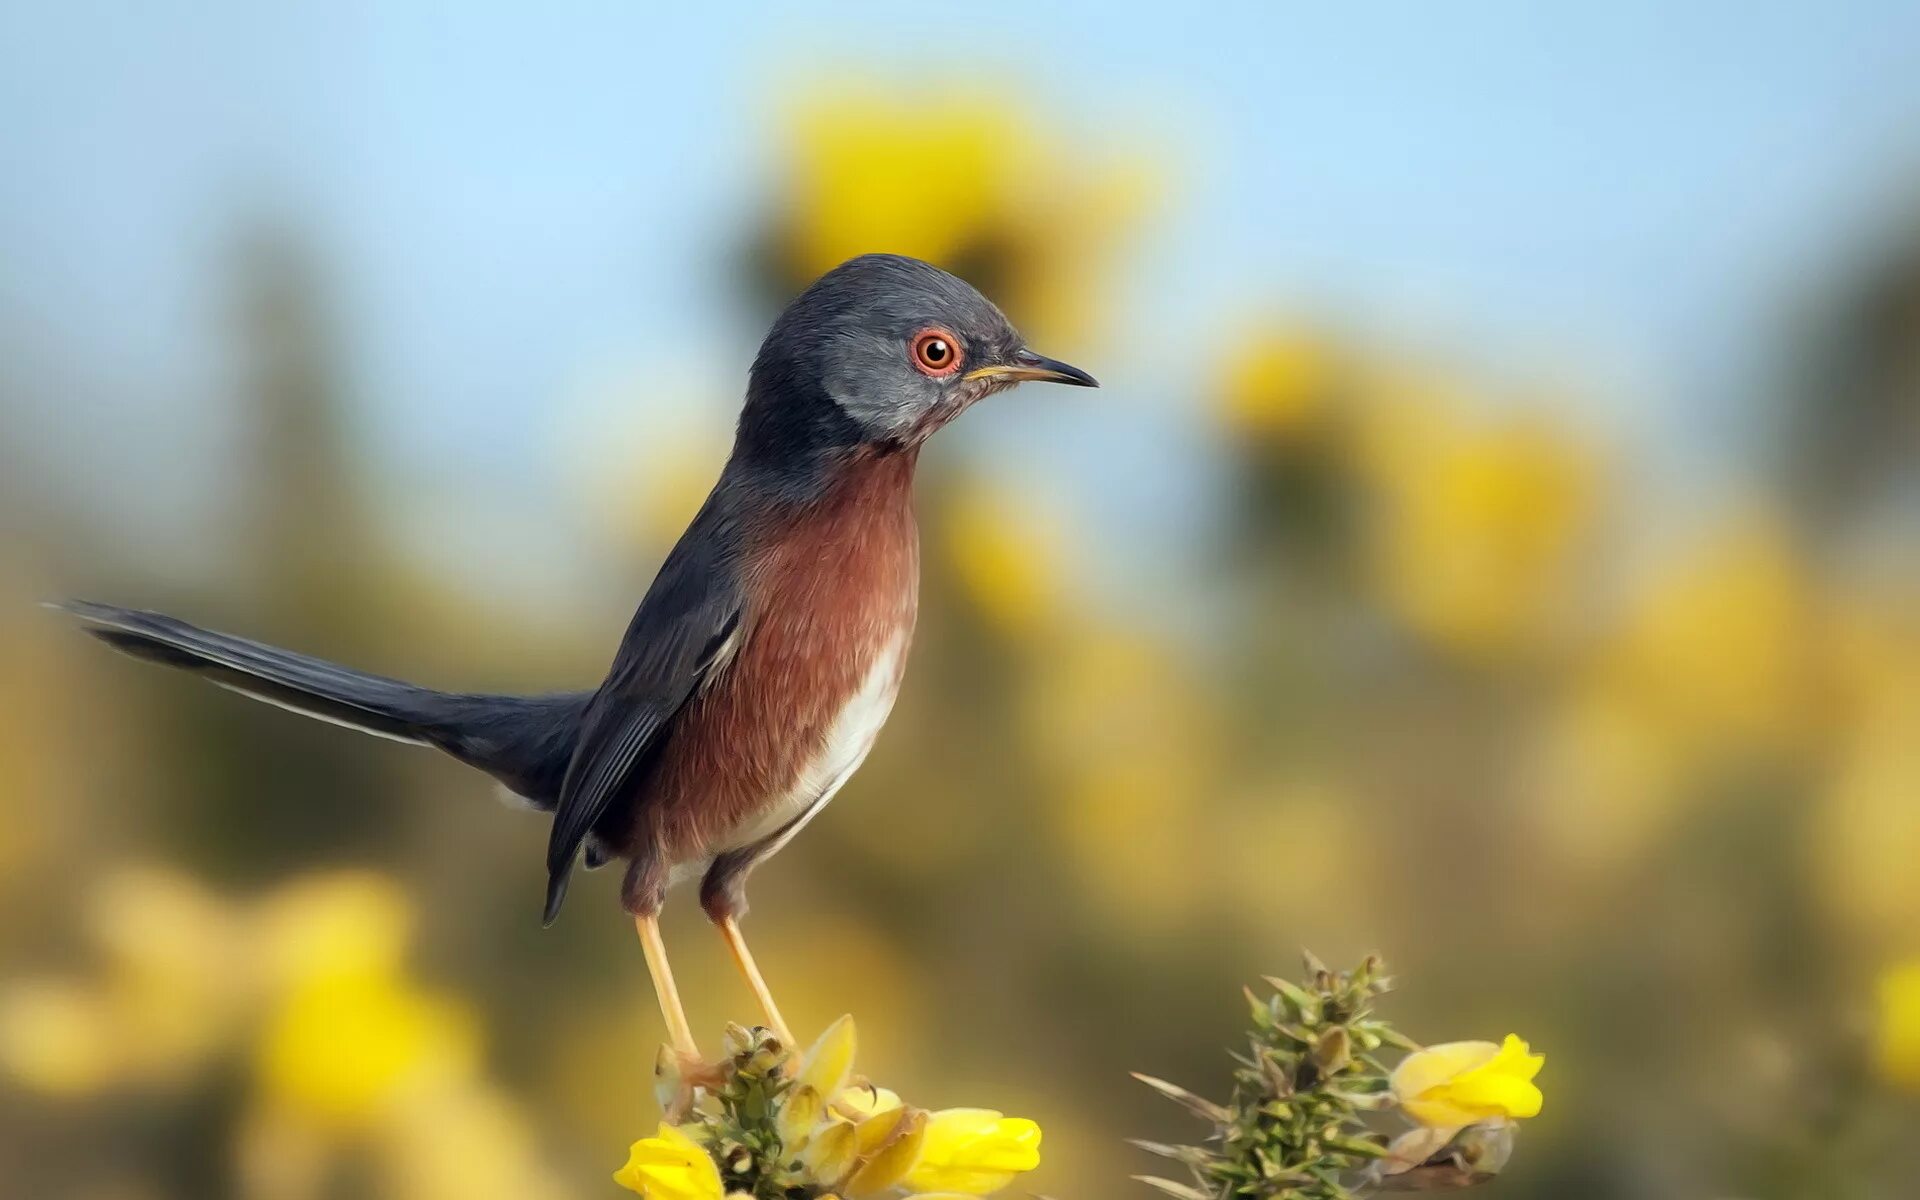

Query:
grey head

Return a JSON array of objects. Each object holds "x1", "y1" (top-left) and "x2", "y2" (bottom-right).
[{"x1": 736, "y1": 253, "x2": 1096, "y2": 463}]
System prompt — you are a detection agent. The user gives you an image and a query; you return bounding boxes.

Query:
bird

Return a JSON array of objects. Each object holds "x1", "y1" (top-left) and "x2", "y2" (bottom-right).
[{"x1": 57, "y1": 252, "x2": 1096, "y2": 1071}]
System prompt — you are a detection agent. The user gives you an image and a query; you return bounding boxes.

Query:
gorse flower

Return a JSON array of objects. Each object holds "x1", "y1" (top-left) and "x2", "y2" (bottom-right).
[
  {"x1": 255, "y1": 969, "x2": 480, "y2": 1128},
  {"x1": 1876, "y1": 960, "x2": 1920, "y2": 1091},
  {"x1": 755, "y1": 81, "x2": 1151, "y2": 346},
  {"x1": 1133, "y1": 956, "x2": 1543, "y2": 1198},
  {"x1": 1, "y1": 866, "x2": 566, "y2": 1200},
  {"x1": 614, "y1": 1124, "x2": 726, "y2": 1200},
  {"x1": 252, "y1": 873, "x2": 483, "y2": 1130},
  {"x1": 1390, "y1": 1035, "x2": 1546, "y2": 1130},
  {"x1": 906, "y1": 1109, "x2": 1044, "y2": 1195},
  {"x1": 620, "y1": 1017, "x2": 1041, "y2": 1200},
  {"x1": 834, "y1": 1086, "x2": 1045, "y2": 1196},
  {"x1": 1216, "y1": 328, "x2": 1343, "y2": 444}
]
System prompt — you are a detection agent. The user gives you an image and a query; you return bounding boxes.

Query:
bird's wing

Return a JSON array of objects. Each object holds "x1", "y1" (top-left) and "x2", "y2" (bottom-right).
[{"x1": 543, "y1": 498, "x2": 746, "y2": 923}]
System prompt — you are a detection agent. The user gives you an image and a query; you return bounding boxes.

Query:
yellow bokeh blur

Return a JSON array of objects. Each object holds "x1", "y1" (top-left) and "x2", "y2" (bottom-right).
[
  {"x1": 1878, "y1": 962, "x2": 1920, "y2": 1092},
  {"x1": 770, "y1": 83, "x2": 1153, "y2": 345},
  {"x1": 7, "y1": 34, "x2": 1920, "y2": 1200},
  {"x1": 1597, "y1": 513, "x2": 1810, "y2": 755},
  {"x1": 943, "y1": 476, "x2": 1070, "y2": 640},
  {"x1": 256, "y1": 974, "x2": 480, "y2": 1128},
  {"x1": 1217, "y1": 328, "x2": 1343, "y2": 444},
  {"x1": 1359, "y1": 377, "x2": 1598, "y2": 660}
]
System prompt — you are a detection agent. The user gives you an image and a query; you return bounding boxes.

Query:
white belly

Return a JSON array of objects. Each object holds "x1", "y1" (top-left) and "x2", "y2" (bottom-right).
[{"x1": 668, "y1": 633, "x2": 904, "y2": 886}]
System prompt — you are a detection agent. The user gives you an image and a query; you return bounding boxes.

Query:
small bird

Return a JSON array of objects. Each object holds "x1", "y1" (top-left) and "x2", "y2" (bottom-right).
[{"x1": 59, "y1": 253, "x2": 1095, "y2": 1067}]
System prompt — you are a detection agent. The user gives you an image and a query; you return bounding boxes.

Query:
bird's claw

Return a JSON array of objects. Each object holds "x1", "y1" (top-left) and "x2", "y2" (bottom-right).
[
  {"x1": 678, "y1": 1049, "x2": 731, "y2": 1092},
  {"x1": 654, "y1": 1044, "x2": 730, "y2": 1121}
]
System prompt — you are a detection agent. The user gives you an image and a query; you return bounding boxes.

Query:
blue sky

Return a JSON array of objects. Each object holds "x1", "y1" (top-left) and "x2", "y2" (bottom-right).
[{"x1": 6, "y1": 2, "x2": 1920, "y2": 597}]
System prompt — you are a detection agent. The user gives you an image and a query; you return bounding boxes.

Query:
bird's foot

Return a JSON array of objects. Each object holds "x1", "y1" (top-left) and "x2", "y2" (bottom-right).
[
  {"x1": 653, "y1": 1044, "x2": 731, "y2": 1121},
  {"x1": 676, "y1": 1048, "x2": 731, "y2": 1092}
]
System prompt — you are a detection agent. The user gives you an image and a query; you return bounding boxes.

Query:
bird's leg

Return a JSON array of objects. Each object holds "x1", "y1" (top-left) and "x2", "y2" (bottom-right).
[
  {"x1": 637, "y1": 913, "x2": 729, "y2": 1120},
  {"x1": 717, "y1": 915, "x2": 794, "y2": 1048},
  {"x1": 635, "y1": 913, "x2": 700, "y2": 1060},
  {"x1": 701, "y1": 859, "x2": 796, "y2": 1050}
]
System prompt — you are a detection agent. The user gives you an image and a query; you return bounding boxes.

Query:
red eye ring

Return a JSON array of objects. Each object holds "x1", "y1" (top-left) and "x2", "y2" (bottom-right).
[{"x1": 909, "y1": 328, "x2": 963, "y2": 377}]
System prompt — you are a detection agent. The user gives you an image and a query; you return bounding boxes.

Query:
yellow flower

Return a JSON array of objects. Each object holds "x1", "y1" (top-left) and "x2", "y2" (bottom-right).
[
  {"x1": 767, "y1": 82, "x2": 1152, "y2": 346},
  {"x1": 777, "y1": 1016, "x2": 907, "y2": 1179},
  {"x1": 1217, "y1": 328, "x2": 1340, "y2": 442},
  {"x1": 1391, "y1": 1035, "x2": 1545, "y2": 1129},
  {"x1": 705, "y1": 1014, "x2": 1041, "y2": 1197},
  {"x1": 801, "y1": 1118, "x2": 858, "y2": 1181},
  {"x1": 781, "y1": 87, "x2": 1029, "y2": 278},
  {"x1": 903, "y1": 1108, "x2": 1043, "y2": 1195},
  {"x1": 798, "y1": 1014, "x2": 859, "y2": 1094},
  {"x1": 844, "y1": 1103, "x2": 927, "y2": 1197},
  {"x1": 614, "y1": 1123, "x2": 724, "y2": 1200},
  {"x1": 833, "y1": 1082, "x2": 903, "y2": 1120},
  {"x1": 1877, "y1": 961, "x2": 1920, "y2": 1090},
  {"x1": 253, "y1": 870, "x2": 416, "y2": 990},
  {"x1": 255, "y1": 972, "x2": 480, "y2": 1127},
  {"x1": 778, "y1": 1081, "x2": 828, "y2": 1149}
]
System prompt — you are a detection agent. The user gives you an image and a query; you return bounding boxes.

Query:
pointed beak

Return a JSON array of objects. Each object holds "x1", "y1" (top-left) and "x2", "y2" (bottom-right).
[{"x1": 964, "y1": 348, "x2": 1099, "y2": 388}]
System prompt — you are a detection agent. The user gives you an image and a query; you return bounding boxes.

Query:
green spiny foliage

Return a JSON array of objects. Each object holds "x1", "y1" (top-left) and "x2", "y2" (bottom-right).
[
  {"x1": 668, "y1": 1024, "x2": 814, "y2": 1199},
  {"x1": 1132, "y1": 954, "x2": 1416, "y2": 1200}
]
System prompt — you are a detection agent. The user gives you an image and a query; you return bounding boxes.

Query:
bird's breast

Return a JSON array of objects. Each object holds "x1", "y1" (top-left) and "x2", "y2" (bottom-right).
[
  {"x1": 716, "y1": 629, "x2": 906, "y2": 855},
  {"x1": 634, "y1": 447, "x2": 921, "y2": 871}
]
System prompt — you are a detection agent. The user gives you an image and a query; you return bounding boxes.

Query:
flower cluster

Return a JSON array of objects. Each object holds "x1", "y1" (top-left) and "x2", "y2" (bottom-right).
[
  {"x1": 616, "y1": 1017, "x2": 1040, "y2": 1200},
  {"x1": 1133, "y1": 955, "x2": 1543, "y2": 1198},
  {"x1": 749, "y1": 82, "x2": 1150, "y2": 348},
  {"x1": 0, "y1": 866, "x2": 565, "y2": 1200}
]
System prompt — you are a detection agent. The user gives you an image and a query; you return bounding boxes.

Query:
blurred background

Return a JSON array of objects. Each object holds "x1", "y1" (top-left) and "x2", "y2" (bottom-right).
[{"x1": 4, "y1": 3, "x2": 1920, "y2": 1197}]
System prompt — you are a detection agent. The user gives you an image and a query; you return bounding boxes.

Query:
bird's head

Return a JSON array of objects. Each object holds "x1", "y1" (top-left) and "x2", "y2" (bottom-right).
[{"x1": 741, "y1": 254, "x2": 1096, "y2": 455}]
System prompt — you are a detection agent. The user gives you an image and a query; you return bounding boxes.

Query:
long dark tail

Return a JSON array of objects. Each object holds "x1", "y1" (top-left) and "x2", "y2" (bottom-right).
[{"x1": 57, "y1": 600, "x2": 587, "y2": 807}]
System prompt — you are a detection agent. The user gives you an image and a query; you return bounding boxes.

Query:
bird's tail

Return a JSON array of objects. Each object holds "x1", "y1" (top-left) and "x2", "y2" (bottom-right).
[{"x1": 56, "y1": 600, "x2": 587, "y2": 807}]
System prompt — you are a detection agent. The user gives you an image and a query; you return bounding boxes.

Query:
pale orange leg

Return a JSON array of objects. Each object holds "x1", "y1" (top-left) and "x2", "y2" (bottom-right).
[
  {"x1": 636, "y1": 913, "x2": 700, "y2": 1059},
  {"x1": 718, "y1": 915, "x2": 794, "y2": 1047}
]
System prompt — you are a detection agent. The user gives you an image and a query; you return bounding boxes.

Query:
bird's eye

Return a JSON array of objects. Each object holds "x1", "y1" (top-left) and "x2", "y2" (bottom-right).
[{"x1": 909, "y1": 328, "x2": 963, "y2": 377}]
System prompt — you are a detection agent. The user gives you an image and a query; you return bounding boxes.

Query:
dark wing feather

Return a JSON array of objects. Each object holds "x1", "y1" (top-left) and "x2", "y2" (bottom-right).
[{"x1": 542, "y1": 495, "x2": 747, "y2": 923}]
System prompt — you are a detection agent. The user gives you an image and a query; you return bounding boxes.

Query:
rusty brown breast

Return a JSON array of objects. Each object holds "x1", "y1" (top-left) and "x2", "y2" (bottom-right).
[{"x1": 615, "y1": 445, "x2": 921, "y2": 911}]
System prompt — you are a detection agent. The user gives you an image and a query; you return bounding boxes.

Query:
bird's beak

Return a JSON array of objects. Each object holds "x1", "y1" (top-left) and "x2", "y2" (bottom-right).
[{"x1": 964, "y1": 348, "x2": 1099, "y2": 388}]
